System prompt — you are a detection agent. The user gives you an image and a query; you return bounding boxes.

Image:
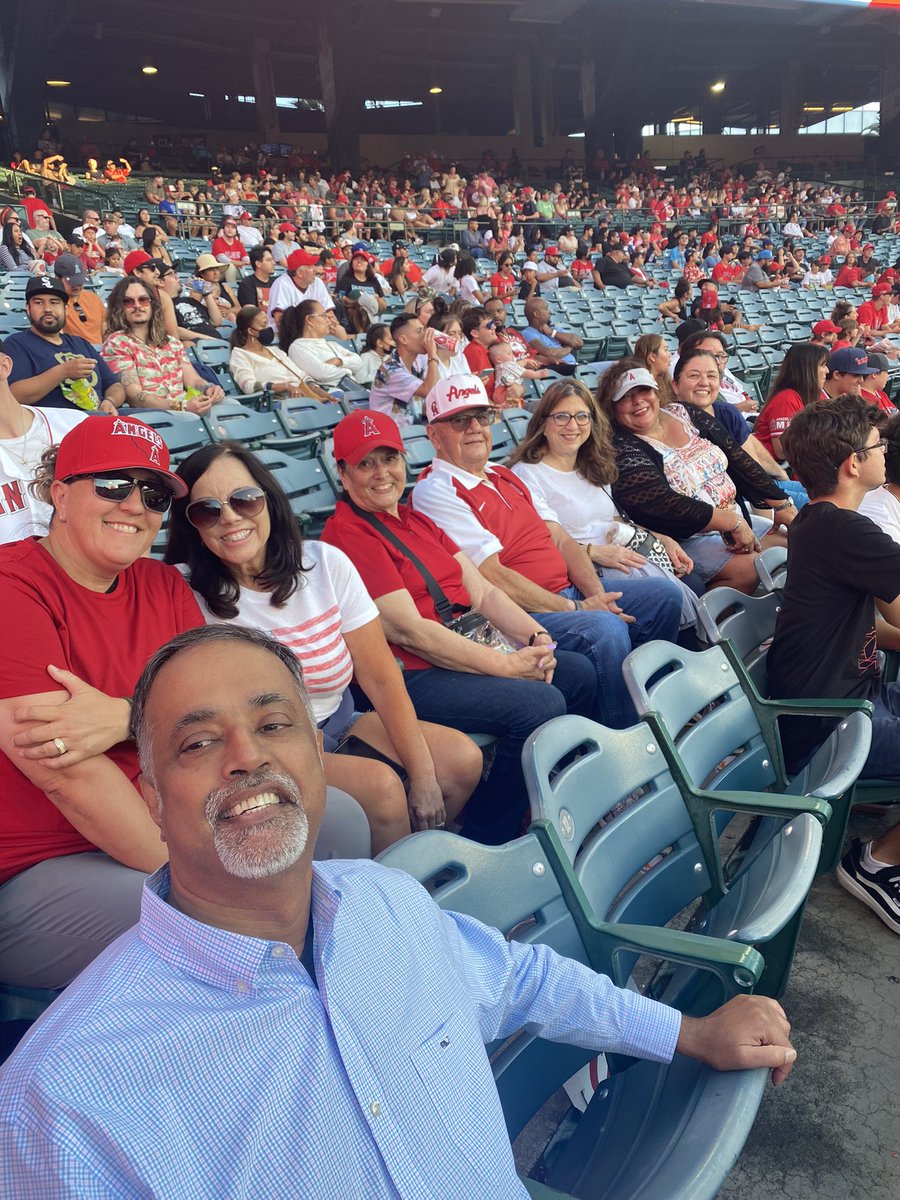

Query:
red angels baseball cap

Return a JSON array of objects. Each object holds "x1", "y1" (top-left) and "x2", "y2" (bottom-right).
[
  {"x1": 544, "y1": 244, "x2": 559, "y2": 256},
  {"x1": 278, "y1": 221, "x2": 297, "y2": 233},
  {"x1": 333, "y1": 410, "x2": 406, "y2": 465},
  {"x1": 286, "y1": 248, "x2": 319, "y2": 271},
  {"x1": 54, "y1": 415, "x2": 188, "y2": 497},
  {"x1": 425, "y1": 374, "x2": 490, "y2": 423},
  {"x1": 872, "y1": 282, "x2": 892, "y2": 297},
  {"x1": 812, "y1": 320, "x2": 841, "y2": 336},
  {"x1": 123, "y1": 249, "x2": 152, "y2": 276}
]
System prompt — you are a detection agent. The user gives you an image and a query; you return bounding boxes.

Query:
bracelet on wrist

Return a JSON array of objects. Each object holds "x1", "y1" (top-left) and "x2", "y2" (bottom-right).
[
  {"x1": 571, "y1": 599, "x2": 584, "y2": 611},
  {"x1": 727, "y1": 513, "x2": 743, "y2": 532},
  {"x1": 528, "y1": 630, "x2": 550, "y2": 646}
]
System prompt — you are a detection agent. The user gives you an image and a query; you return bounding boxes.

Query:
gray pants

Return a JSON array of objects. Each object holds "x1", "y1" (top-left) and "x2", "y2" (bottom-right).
[{"x1": 0, "y1": 788, "x2": 370, "y2": 990}]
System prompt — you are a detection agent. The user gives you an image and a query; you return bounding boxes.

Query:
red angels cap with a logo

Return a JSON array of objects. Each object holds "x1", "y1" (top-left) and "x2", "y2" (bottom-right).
[
  {"x1": 332, "y1": 409, "x2": 406, "y2": 466},
  {"x1": 425, "y1": 374, "x2": 490, "y2": 424},
  {"x1": 54, "y1": 416, "x2": 188, "y2": 496}
]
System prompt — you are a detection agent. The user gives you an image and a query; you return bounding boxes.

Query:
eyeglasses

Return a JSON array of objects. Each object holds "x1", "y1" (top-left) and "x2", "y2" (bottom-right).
[
  {"x1": 65, "y1": 474, "x2": 173, "y2": 513},
  {"x1": 123, "y1": 296, "x2": 151, "y2": 308},
  {"x1": 852, "y1": 438, "x2": 888, "y2": 460},
  {"x1": 185, "y1": 486, "x2": 267, "y2": 530},
  {"x1": 547, "y1": 411, "x2": 592, "y2": 427},
  {"x1": 710, "y1": 352, "x2": 728, "y2": 362},
  {"x1": 439, "y1": 410, "x2": 498, "y2": 431}
]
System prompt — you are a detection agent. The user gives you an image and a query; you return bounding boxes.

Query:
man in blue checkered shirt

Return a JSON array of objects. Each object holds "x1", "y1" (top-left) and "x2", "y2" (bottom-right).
[{"x1": 0, "y1": 625, "x2": 796, "y2": 1199}]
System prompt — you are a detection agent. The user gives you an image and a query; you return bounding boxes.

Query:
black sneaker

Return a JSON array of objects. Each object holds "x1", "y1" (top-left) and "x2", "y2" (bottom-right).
[{"x1": 836, "y1": 839, "x2": 900, "y2": 934}]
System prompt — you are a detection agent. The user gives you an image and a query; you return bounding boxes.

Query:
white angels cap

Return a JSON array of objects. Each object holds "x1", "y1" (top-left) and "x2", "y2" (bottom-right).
[
  {"x1": 610, "y1": 368, "x2": 659, "y2": 405},
  {"x1": 426, "y1": 374, "x2": 490, "y2": 423}
]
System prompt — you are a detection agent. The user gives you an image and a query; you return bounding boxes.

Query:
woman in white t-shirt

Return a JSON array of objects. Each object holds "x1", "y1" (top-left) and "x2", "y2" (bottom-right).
[
  {"x1": 858, "y1": 414, "x2": 900, "y2": 545},
  {"x1": 454, "y1": 255, "x2": 486, "y2": 306},
  {"x1": 421, "y1": 249, "x2": 459, "y2": 296},
  {"x1": 280, "y1": 300, "x2": 369, "y2": 389},
  {"x1": 507, "y1": 379, "x2": 699, "y2": 629},
  {"x1": 166, "y1": 442, "x2": 481, "y2": 853}
]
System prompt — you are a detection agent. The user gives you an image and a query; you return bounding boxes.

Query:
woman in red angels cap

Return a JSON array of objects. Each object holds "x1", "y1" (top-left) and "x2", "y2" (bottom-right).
[{"x1": 0, "y1": 416, "x2": 204, "y2": 991}]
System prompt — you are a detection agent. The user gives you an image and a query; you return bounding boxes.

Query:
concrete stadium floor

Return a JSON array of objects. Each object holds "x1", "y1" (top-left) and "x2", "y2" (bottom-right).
[
  {"x1": 719, "y1": 807, "x2": 900, "y2": 1200},
  {"x1": 513, "y1": 807, "x2": 900, "y2": 1199}
]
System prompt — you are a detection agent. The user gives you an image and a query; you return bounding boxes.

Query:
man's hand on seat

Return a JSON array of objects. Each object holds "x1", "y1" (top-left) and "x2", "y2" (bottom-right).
[{"x1": 676, "y1": 994, "x2": 797, "y2": 1086}]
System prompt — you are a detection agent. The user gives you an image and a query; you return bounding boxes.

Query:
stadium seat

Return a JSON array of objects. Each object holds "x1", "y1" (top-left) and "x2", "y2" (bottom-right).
[
  {"x1": 524, "y1": 714, "x2": 822, "y2": 1003},
  {"x1": 203, "y1": 398, "x2": 283, "y2": 446},
  {"x1": 253, "y1": 447, "x2": 337, "y2": 534},
  {"x1": 623, "y1": 641, "x2": 872, "y2": 889},
  {"x1": 377, "y1": 827, "x2": 767, "y2": 1200}
]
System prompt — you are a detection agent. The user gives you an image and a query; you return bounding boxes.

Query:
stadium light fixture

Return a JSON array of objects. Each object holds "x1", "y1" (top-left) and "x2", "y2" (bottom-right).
[
  {"x1": 710, "y1": 81, "x2": 726, "y2": 94},
  {"x1": 142, "y1": 63, "x2": 158, "y2": 76},
  {"x1": 46, "y1": 80, "x2": 71, "y2": 87},
  {"x1": 429, "y1": 85, "x2": 443, "y2": 95}
]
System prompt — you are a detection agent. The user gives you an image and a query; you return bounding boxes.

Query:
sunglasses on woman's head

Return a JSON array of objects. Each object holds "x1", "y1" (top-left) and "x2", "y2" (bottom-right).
[
  {"x1": 65, "y1": 474, "x2": 173, "y2": 513},
  {"x1": 185, "y1": 486, "x2": 267, "y2": 530}
]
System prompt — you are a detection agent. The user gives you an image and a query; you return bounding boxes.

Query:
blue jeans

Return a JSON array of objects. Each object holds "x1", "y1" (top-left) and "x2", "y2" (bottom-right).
[
  {"x1": 533, "y1": 597, "x2": 635, "y2": 729},
  {"x1": 403, "y1": 650, "x2": 597, "y2": 844},
  {"x1": 861, "y1": 682, "x2": 900, "y2": 780}
]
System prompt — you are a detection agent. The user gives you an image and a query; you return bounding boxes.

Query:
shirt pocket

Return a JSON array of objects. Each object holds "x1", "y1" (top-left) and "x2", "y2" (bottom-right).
[{"x1": 409, "y1": 1014, "x2": 508, "y2": 1164}]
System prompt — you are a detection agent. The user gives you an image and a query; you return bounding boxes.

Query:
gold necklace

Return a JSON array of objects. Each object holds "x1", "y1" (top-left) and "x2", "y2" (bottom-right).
[{"x1": 0, "y1": 407, "x2": 38, "y2": 468}]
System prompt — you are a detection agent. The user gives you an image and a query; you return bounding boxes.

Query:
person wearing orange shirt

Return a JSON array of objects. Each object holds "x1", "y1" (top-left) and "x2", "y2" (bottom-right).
[{"x1": 56, "y1": 255, "x2": 106, "y2": 345}]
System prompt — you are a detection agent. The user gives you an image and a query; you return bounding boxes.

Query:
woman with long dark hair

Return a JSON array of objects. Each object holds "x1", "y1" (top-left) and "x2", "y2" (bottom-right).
[
  {"x1": 280, "y1": 299, "x2": 368, "y2": 388},
  {"x1": 507, "y1": 379, "x2": 697, "y2": 624},
  {"x1": 754, "y1": 342, "x2": 829, "y2": 460},
  {"x1": 0, "y1": 221, "x2": 37, "y2": 271},
  {"x1": 165, "y1": 441, "x2": 481, "y2": 852}
]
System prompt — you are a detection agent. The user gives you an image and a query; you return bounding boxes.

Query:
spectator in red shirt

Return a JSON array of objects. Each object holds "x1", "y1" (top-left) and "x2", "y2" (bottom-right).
[
  {"x1": 859, "y1": 352, "x2": 898, "y2": 414},
  {"x1": 211, "y1": 216, "x2": 250, "y2": 283},
  {"x1": 378, "y1": 241, "x2": 422, "y2": 285},
  {"x1": 462, "y1": 307, "x2": 500, "y2": 399},
  {"x1": 833, "y1": 252, "x2": 866, "y2": 290},
  {"x1": 857, "y1": 284, "x2": 895, "y2": 337}
]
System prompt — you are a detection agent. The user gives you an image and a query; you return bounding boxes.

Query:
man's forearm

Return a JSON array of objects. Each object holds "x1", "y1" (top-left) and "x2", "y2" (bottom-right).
[
  {"x1": 10, "y1": 366, "x2": 68, "y2": 406},
  {"x1": 478, "y1": 556, "x2": 571, "y2": 613}
]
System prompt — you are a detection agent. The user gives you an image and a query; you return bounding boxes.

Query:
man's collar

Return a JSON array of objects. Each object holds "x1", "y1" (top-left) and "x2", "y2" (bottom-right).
[
  {"x1": 431, "y1": 455, "x2": 494, "y2": 489},
  {"x1": 140, "y1": 863, "x2": 339, "y2": 995}
]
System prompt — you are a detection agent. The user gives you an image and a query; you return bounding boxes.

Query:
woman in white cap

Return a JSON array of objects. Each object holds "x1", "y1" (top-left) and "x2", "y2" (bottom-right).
[
  {"x1": 597, "y1": 358, "x2": 795, "y2": 594},
  {"x1": 0, "y1": 416, "x2": 203, "y2": 990}
]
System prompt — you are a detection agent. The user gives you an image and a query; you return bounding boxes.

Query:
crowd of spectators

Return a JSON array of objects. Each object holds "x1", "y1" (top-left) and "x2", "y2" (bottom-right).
[{"x1": 0, "y1": 138, "x2": 899, "y2": 1195}]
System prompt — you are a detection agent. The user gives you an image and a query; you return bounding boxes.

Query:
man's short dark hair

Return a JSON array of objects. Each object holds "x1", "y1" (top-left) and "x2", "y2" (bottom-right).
[
  {"x1": 249, "y1": 245, "x2": 270, "y2": 268},
  {"x1": 738, "y1": 250, "x2": 752, "y2": 262},
  {"x1": 462, "y1": 306, "x2": 489, "y2": 340},
  {"x1": 390, "y1": 312, "x2": 418, "y2": 339},
  {"x1": 683, "y1": 328, "x2": 727, "y2": 354},
  {"x1": 782, "y1": 394, "x2": 879, "y2": 498}
]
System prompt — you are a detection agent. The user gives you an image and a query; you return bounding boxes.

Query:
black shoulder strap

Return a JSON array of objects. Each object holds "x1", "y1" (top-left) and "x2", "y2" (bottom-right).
[{"x1": 343, "y1": 498, "x2": 458, "y2": 625}]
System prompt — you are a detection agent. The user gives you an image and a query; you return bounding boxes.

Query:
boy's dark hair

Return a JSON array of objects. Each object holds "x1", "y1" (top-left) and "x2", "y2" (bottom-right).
[
  {"x1": 882, "y1": 413, "x2": 900, "y2": 487},
  {"x1": 782, "y1": 394, "x2": 879, "y2": 498}
]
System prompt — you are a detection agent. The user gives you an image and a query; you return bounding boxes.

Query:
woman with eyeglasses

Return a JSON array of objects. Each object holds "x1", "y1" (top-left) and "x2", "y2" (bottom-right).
[
  {"x1": 507, "y1": 380, "x2": 698, "y2": 628},
  {"x1": 321, "y1": 409, "x2": 599, "y2": 846},
  {"x1": 165, "y1": 441, "x2": 482, "y2": 854},
  {"x1": 0, "y1": 417, "x2": 204, "y2": 991}
]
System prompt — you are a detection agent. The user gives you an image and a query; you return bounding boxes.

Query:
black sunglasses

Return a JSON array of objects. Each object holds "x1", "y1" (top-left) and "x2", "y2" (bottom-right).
[
  {"x1": 185, "y1": 486, "x2": 267, "y2": 531},
  {"x1": 66, "y1": 474, "x2": 173, "y2": 514}
]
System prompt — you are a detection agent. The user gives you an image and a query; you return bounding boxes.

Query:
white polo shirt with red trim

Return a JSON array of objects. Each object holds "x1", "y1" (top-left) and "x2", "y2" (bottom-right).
[{"x1": 411, "y1": 458, "x2": 571, "y2": 594}]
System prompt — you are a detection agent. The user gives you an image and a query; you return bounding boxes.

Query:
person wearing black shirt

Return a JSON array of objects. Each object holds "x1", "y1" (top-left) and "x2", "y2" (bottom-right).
[
  {"x1": 767, "y1": 395, "x2": 900, "y2": 934},
  {"x1": 237, "y1": 245, "x2": 276, "y2": 314},
  {"x1": 597, "y1": 246, "x2": 635, "y2": 290}
]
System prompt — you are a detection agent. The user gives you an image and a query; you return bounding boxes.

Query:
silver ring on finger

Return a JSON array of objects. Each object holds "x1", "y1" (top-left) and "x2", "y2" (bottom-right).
[{"x1": 53, "y1": 737, "x2": 67, "y2": 757}]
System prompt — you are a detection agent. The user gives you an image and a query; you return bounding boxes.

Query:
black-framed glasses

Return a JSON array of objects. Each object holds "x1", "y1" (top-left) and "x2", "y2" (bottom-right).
[
  {"x1": 547, "y1": 411, "x2": 592, "y2": 427},
  {"x1": 65, "y1": 474, "x2": 173, "y2": 513},
  {"x1": 439, "y1": 410, "x2": 498, "y2": 431},
  {"x1": 186, "y1": 486, "x2": 267, "y2": 530},
  {"x1": 852, "y1": 438, "x2": 888, "y2": 460}
]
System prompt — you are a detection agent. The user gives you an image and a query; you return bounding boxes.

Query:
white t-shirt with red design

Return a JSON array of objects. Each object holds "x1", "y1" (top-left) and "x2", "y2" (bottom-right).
[{"x1": 185, "y1": 540, "x2": 378, "y2": 723}]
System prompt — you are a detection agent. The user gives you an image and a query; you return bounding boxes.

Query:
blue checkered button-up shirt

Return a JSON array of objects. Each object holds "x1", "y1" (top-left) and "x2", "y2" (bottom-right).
[{"x1": 0, "y1": 861, "x2": 680, "y2": 1198}]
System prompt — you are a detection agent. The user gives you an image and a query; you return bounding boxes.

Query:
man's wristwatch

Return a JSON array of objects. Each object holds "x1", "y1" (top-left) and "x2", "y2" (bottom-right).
[{"x1": 770, "y1": 499, "x2": 795, "y2": 511}]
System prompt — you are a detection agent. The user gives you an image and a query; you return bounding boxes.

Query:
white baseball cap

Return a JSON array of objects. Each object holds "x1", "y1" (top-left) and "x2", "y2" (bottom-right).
[
  {"x1": 610, "y1": 367, "x2": 659, "y2": 405},
  {"x1": 426, "y1": 374, "x2": 490, "y2": 423}
]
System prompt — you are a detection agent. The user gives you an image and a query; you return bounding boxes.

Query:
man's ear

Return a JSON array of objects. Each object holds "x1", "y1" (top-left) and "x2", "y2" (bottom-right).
[{"x1": 139, "y1": 775, "x2": 166, "y2": 841}]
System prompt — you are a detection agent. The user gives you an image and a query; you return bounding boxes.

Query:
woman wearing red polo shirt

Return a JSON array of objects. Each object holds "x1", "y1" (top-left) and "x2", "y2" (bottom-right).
[{"x1": 754, "y1": 343, "x2": 829, "y2": 461}]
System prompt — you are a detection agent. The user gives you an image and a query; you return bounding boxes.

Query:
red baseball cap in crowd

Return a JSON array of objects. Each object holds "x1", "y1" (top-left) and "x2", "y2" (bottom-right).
[
  {"x1": 863, "y1": 243, "x2": 875, "y2": 252},
  {"x1": 123, "y1": 249, "x2": 152, "y2": 276},
  {"x1": 240, "y1": 212, "x2": 253, "y2": 220},
  {"x1": 54, "y1": 414, "x2": 188, "y2": 497},
  {"x1": 872, "y1": 282, "x2": 892, "y2": 297},
  {"x1": 812, "y1": 320, "x2": 841, "y2": 336},
  {"x1": 333, "y1": 410, "x2": 406, "y2": 465},
  {"x1": 278, "y1": 221, "x2": 297, "y2": 233},
  {"x1": 286, "y1": 249, "x2": 319, "y2": 271},
  {"x1": 544, "y1": 244, "x2": 559, "y2": 256},
  {"x1": 425, "y1": 374, "x2": 491, "y2": 423}
]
